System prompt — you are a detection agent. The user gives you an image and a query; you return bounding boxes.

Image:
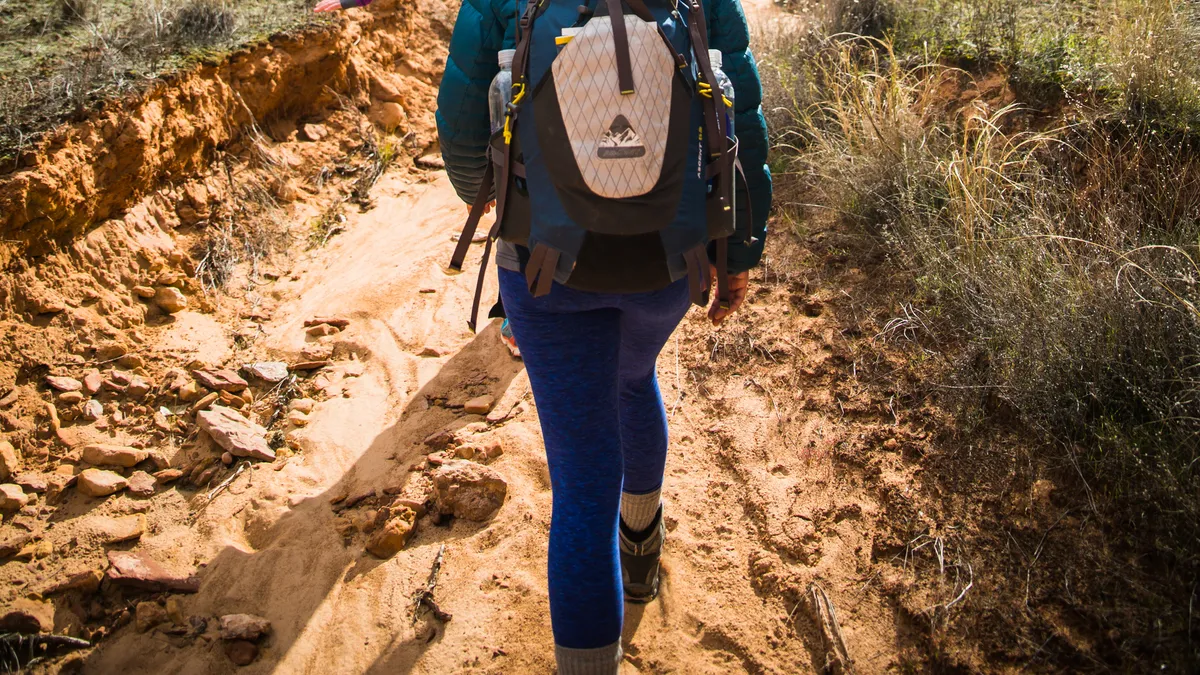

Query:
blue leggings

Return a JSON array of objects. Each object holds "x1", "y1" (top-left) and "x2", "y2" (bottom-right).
[{"x1": 498, "y1": 268, "x2": 691, "y2": 650}]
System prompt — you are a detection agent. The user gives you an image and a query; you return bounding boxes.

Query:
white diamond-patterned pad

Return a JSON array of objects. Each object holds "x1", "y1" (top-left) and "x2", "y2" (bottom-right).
[{"x1": 553, "y1": 16, "x2": 675, "y2": 199}]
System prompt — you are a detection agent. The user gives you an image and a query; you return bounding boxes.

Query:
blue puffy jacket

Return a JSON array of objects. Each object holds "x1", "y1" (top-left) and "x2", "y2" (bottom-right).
[{"x1": 436, "y1": 0, "x2": 771, "y2": 273}]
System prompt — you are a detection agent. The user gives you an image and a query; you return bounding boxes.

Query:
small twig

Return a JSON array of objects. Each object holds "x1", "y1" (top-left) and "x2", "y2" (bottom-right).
[
  {"x1": 412, "y1": 544, "x2": 452, "y2": 625},
  {"x1": 669, "y1": 334, "x2": 683, "y2": 419},
  {"x1": 206, "y1": 461, "x2": 249, "y2": 502},
  {"x1": 808, "y1": 582, "x2": 854, "y2": 674},
  {"x1": 944, "y1": 562, "x2": 974, "y2": 610}
]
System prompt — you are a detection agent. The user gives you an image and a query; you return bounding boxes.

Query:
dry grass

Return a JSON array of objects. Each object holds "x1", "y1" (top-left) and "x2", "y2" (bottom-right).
[
  {"x1": 882, "y1": 0, "x2": 1200, "y2": 127},
  {"x1": 759, "y1": 6, "x2": 1200, "y2": 669}
]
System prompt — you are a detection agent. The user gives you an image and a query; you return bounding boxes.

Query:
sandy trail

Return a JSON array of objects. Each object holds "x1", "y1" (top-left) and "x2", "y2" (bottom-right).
[{"x1": 77, "y1": 2, "x2": 914, "y2": 672}]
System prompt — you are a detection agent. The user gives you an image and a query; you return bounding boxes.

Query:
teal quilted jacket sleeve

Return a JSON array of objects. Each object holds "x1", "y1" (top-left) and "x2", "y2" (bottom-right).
[{"x1": 435, "y1": 0, "x2": 513, "y2": 203}]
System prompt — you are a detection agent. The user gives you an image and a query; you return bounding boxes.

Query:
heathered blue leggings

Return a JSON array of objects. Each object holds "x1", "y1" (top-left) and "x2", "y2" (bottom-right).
[{"x1": 498, "y1": 268, "x2": 691, "y2": 650}]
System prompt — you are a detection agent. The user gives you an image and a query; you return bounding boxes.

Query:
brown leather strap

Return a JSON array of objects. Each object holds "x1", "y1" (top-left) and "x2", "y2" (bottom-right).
[
  {"x1": 467, "y1": 212, "x2": 506, "y2": 333},
  {"x1": 524, "y1": 243, "x2": 560, "y2": 297},
  {"x1": 490, "y1": 135, "x2": 526, "y2": 178},
  {"x1": 606, "y1": 0, "x2": 636, "y2": 95},
  {"x1": 450, "y1": 159, "x2": 496, "y2": 272},
  {"x1": 683, "y1": 245, "x2": 711, "y2": 306},
  {"x1": 715, "y1": 236, "x2": 731, "y2": 309}
]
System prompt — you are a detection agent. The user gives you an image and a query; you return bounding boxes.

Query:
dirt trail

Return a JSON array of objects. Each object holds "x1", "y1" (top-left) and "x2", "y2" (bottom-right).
[{"x1": 1, "y1": 0, "x2": 945, "y2": 672}]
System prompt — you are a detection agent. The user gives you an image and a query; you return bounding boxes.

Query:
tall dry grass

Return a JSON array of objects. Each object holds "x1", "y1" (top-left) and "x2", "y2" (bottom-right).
[{"x1": 759, "y1": 10, "x2": 1200, "y2": 666}]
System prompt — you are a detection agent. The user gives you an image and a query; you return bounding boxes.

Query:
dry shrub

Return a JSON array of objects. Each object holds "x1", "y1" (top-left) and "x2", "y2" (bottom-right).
[
  {"x1": 173, "y1": 0, "x2": 237, "y2": 44},
  {"x1": 826, "y1": 0, "x2": 894, "y2": 37},
  {"x1": 58, "y1": 0, "x2": 97, "y2": 23}
]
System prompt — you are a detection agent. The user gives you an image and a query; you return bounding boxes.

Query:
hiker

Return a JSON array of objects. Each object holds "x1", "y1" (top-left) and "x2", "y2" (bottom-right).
[
  {"x1": 440, "y1": 0, "x2": 772, "y2": 664},
  {"x1": 321, "y1": 0, "x2": 770, "y2": 670}
]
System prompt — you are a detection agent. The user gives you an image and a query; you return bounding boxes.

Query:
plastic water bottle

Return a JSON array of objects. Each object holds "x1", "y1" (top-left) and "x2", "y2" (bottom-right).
[
  {"x1": 707, "y1": 49, "x2": 735, "y2": 220},
  {"x1": 489, "y1": 49, "x2": 516, "y2": 133},
  {"x1": 709, "y1": 49, "x2": 734, "y2": 142}
]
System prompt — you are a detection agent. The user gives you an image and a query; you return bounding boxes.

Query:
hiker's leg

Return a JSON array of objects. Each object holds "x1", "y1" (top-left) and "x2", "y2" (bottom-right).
[
  {"x1": 617, "y1": 279, "x2": 691, "y2": 529},
  {"x1": 498, "y1": 269, "x2": 625, "y2": 669}
]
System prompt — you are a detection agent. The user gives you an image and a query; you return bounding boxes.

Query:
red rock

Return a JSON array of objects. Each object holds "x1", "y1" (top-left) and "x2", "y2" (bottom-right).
[
  {"x1": 45, "y1": 376, "x2": 82, "y2": 392},
  {"x1": 76, "y1": 469, "x2": 128, "y2": 497},
  {"x1": 13, "y1": 472, "x2": 47, "y2": 493},
  {"x1": 126, "y1": 377, "x2": 153, "y2": 398},
  {"x1": 136, "y1": 601, "x2": 168, "y2": 632},
  {"x1": 82, "y1": 443, "x2": 148, "y2": 468},
  {"x1": 155, "y1": 287, "x2": 188, "y2": 313},
  {"x1": 84, "y1": 514, "x2": 146, "y2": 544},
  {"x1": 301, "y1": 123, "x2": 329, "y2": 142},
  {"x1": 463, "y1": 396, "x2": 494, "y2": 415},
  {"x1": 0, "y1": 532, "x2": 33, "y2": 558},
  {"x1": 106, "y1": 551, "x2": 200, "y2": 593},
  {"x1": 127, "y1": 471, "x2": 157, "y2": 496},
  {"x1": 81, "y1": 370, "x2": 103, "y2": 395},
  {"x1": 0, "y1": 440, "x2": 18, "y2": 481},
  {"x1": 366, "y1": 516, "x2": 415, "y2": 558},
  {"x1": 192, "y1": 369, "x2": 248, "y2": 392},
  {"x1": 153, "y1": 468, "x2": 184, "y2": 484},
  {"x1": 303, "y1": 316, "x2": 351, "y2": 329},
  {"x1": 196, "y1": 406, "x2": 275, "y2": 461},
  {"x1": 0, "y1": 483, "x2": 29, "y2": 511}
]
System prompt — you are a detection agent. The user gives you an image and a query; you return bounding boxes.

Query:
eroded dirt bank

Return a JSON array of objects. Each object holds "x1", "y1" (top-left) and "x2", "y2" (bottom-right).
[{"x1": 0, "y1": 0, "x2": 443, "y2": 263}]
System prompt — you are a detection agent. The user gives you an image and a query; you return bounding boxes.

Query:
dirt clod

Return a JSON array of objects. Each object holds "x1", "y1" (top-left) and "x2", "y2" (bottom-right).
[
  {"x1": 225, "y1": 640, "x2": 259, "y2": 666},
  {"x1": 431, "y1": 460, "x2": 507, "y2": 522},
  {"x1": 366, "y1": 513, "x2": 416, "y2": 558},
  {"x1": 0, "y1": 598, "x2": 54, "y2": 633},
  {"x1": 155, "y1": 287, "x2": 188, "y2": 314},
  {"x1": 136, "y1": 602, "x2": 168, "y2": 633},
  {"x1": 219, "y1": 614, "x2": 272, "y2": 641}
]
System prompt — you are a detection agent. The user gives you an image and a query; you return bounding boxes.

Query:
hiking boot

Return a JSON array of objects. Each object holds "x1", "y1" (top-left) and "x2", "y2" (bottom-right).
[{"x1": 619, "y1": 506, "x2": 665, "y2": 604}]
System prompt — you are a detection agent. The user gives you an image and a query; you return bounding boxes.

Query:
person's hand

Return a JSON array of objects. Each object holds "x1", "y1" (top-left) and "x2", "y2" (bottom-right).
[
  {"x1": 708, "y1": 267, "x2": 749, "y2": 326},
  {"x1": 466, "y1": 201, "x2": 496, "y2": 216},
  {"x1": 313, "y1": 0, "x2": 345, "y2": 12}
]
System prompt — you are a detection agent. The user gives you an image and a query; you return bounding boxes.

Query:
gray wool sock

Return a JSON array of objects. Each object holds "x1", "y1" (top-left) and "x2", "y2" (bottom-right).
[
  {"x1": 620, "y1": 489, "x2": 662, "y2": 533},
  {"x1": 556, "y1": 642, "x2": 622, "y2": 675}
]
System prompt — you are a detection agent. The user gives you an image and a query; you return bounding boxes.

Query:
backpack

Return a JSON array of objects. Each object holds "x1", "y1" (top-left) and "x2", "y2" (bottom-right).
[{"x1": 449, "y1": 0, "x2": 750, "y2": 330}]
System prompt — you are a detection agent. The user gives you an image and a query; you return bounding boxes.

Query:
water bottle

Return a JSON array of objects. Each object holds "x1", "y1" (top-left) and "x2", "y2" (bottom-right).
[
  {"x1": 489, "y1": 49, "x2": 516, "y2": 133},
  {"x1": 709, "y1": 49, "x2": 734, "y2": 143},
  {"x1": 707, "y1": 49, "x2": 735, "y2": 220}
]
